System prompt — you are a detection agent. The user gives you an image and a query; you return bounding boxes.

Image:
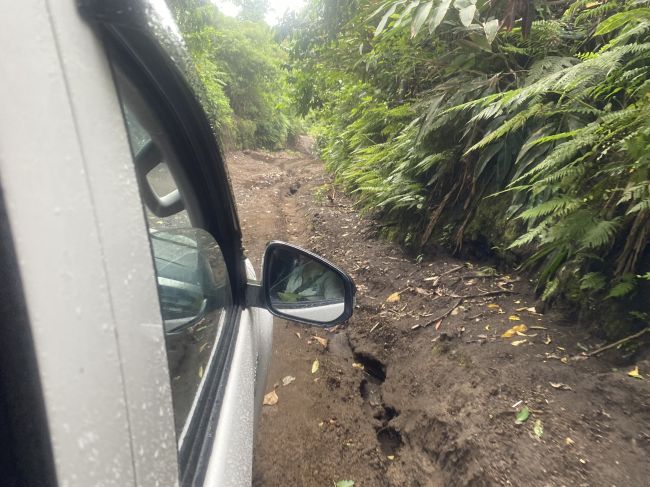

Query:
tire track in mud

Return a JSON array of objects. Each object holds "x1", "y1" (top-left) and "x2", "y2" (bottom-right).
[{"x1": 228, "y1": 149, "x2": 403, "y2": 486}]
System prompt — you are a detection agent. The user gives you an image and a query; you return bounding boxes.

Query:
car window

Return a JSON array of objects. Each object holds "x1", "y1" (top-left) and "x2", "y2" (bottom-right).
[{"x1": 113, "y1": 68, "x2": 233, "y2": 444}]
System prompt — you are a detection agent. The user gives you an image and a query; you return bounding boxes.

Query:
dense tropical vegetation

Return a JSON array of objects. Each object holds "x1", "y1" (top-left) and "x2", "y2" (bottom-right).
[
  {"x1": 168, "y1": 0, "x2": 649, "y2": 335},
  {"x1": 280, "y1": 0, "x2": 650, "y2": 335},
  {"x1": 168, "y1": 0, "x2": 299, "y2": 149}
]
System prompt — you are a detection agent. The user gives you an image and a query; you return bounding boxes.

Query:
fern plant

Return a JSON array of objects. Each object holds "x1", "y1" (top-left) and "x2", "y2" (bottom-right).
[{"x1": 289, "y1": 0, "x2": 650, "y2": 335}]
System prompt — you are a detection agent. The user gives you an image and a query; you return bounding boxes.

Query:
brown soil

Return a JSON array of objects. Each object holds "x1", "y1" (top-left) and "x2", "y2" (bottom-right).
[{"x1": 226, "y1": 145, "x2": 650, "y2": 487}]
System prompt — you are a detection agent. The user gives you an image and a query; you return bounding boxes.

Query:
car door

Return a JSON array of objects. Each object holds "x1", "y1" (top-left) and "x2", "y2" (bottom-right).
[
  {"x1": 103, "y1": 30, "x2": 275, "y2": 486},
  {"x1": 1, "y1": 0, "x2": 272, "y2": 486},
  {"x1": 2, "y1": 2, "x2": 356, "y2": 486},
  {"x1": 90, "y1": 5, "x2": 276, "y2": 486}
]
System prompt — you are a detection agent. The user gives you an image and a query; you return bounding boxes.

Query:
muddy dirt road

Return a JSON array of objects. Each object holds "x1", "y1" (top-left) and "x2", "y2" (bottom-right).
[{"x1": 226, "y1": 148, "x2": 650, "y2": 487}]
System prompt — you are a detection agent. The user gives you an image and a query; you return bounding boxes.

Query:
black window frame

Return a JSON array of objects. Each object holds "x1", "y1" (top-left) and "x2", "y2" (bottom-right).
[{"x1": 98, "y1": 23, "x2": 248, "y2": 486}]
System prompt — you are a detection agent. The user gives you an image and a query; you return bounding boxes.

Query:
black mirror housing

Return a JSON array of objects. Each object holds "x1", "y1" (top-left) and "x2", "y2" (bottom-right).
[{"x1": 260, "y1": 241, "x2": 356, "y2": 327}]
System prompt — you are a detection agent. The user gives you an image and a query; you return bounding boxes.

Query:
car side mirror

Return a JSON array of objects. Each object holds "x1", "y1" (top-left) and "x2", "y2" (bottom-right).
[{"x1": 259, "y1": 241, "x2": 356, "y2": 327}]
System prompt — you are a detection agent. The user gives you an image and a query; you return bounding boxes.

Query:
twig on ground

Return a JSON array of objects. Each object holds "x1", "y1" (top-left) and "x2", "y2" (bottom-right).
[
  {"x1": 439, "y1": 264, "x2": 464, "y2": 277},
  {"x1": 369, "y1": 322, "x2": 381, "y2": 334},
  {"x1": 412, "y1": 288, "x2": 517, "y2": 331},
  {"x1": 412, "y1": 298, "x2": 463, "y2": 330},
  {"x1": 450, "y1": 290, "x2": 516, "y2": 299},
  {"x1": 586, "y1": 327, "x2": 650, "y2": 356}
]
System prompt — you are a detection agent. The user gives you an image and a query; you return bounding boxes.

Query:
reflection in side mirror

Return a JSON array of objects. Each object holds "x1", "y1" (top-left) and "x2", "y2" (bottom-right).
[
  {"x1": 262, "y1": 241, "x2": 356, "y2": 327},
  {"x1": 150, "y1": 229, "x2": 223, "y2": 334}
]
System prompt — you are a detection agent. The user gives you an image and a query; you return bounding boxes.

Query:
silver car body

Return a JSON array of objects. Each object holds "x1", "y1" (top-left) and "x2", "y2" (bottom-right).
[{"x1": 0, "y1": 0, "x2": 273, "y2": 485}]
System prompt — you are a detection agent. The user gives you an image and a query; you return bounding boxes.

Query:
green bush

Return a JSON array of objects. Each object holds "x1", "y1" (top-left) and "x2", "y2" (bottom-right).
[{"x1": 168, "y1": 0, "x2": 298, "y2": 150}]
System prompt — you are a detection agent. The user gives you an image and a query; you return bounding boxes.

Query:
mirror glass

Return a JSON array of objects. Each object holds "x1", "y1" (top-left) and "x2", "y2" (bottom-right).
[
  {"x1": 266, "y1": 246, "x2": 346, "y2": 324},
  {"x1": 150, "y1": 229, "x2": 228, "y2": 334}
]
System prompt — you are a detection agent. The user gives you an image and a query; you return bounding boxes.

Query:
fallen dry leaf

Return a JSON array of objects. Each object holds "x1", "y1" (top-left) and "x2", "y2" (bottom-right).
[
  {"x1": 434, "y1": 319, "x2": 442, "y2": 330},
  {"x1": 544, "y1": 335, "x2": 552, "y2": 345},
  {"x1": 415, "y1": 287, "x2": 431, "y2": 296},
  {"x1": 312, "y1": 336, "x2": 329, "y2": 348},
  {"x1": 352, "y1": 362, "x2": 364, "y2": 370},
  {"x1": 387, "y1": 455, "x2": 395, "y2": 460},
  {"x1": 311, "y1": 360, "x2": 320, "y2": 374},
  {"x1": 295, "y1": 332, "x2": 301, "y2": 339},
  {"x1": 501, "y1": 324, "x2": 528, "y2": 338},
  {"x1": 487, "y1": 303, "x2": 501, "y2": 310},
  {"x1": 386, "y1": 292, "x2": 401, "y2": 303},
  {"x1": 282, "y1": 375, "x2": 296, "y2": 386},
  {"x1": 549, "y1": 382, "x2": 572, "y2": 390},
  {"x1": 511, "y1": 339, "x2": 527, "y2": 346},
  {"x1": 627, "y1": 366, "x2": 643, "y2": 379},
  {"x1": 516, "y1": 331, "x2": 536, "y2": 337},
  {"x1": 565, "y1": 437, "x2": 575, "y2": 446},
  {"x1": 509, "y1": 314, "x2": 521, "y2": 321},
  {"x1": 515, "y1": 306, "x2": 542, "y2": 315},
  {"x1": 263, "y1": 390, "x2": 278, "y2": 406}
]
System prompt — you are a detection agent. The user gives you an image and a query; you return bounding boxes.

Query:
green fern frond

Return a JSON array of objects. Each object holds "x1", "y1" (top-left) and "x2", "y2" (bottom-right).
[
  {"x1": 580, "y1": 218, "x2": 621, "y2": 249},
  {"x1": 580, "y1": 272, "x2": 607, "y2": 291},
  {"x1": 627, "y1": 197, "x2": 650, "y2": 213},
  {"x1": 607, "y1": 275, "x2": 637, "y2": 298},
  {"x1": 466, "y1": 104, "x2": 544, "y2": 154},
  {"x1": 517, "y1": 197, "x2": 582, "y2": 222}
]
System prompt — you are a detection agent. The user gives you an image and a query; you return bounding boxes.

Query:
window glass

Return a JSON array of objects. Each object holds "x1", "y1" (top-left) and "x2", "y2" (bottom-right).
[{"x1": 114, "y1": 69, "x2": 232, "y2": 442}]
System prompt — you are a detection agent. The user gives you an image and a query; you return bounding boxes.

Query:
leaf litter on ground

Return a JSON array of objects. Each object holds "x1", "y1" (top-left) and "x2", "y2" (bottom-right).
[
  {"x1": 627, "y1": 366, "x2": 643, "y2": 379},
  {"x1": 312, "y1": 360, "x2": 320, "y2": 374},
  {"x1": 263, "y1": 390, "x2": 278, "y2": 406},
  {"x1": 516, "y1": 306, "x2": 543, "y2": 315},
  {"x1": 386, "y1": 291, "x2": 401, "y2": 303},
  {"x1": 502, "y1": 324, "x2": 528, "y2": 338},
  {"x1": 533, "y1": 419, "x2": 544, "y2": 438},
  {"x1": 282, "y1": 375, "x2": 296, "y2": 386}
]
